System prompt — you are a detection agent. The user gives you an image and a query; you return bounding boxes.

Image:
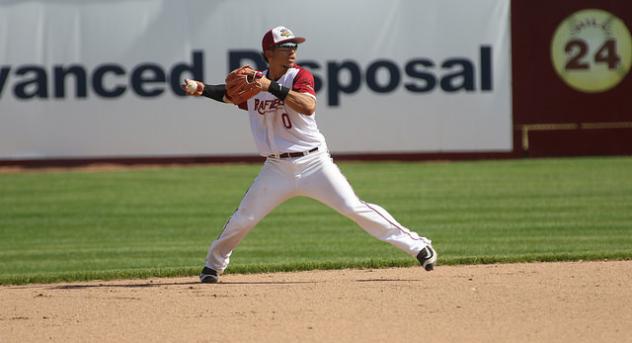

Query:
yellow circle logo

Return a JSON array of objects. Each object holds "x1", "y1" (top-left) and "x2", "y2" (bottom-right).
[{"x1": 551, "y1": 9, "x2": 632, "y2": 93}]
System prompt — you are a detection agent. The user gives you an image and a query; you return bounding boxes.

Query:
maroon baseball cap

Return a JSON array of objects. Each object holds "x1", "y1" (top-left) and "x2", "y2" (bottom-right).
[{"x1": 261, "y1": 26, "x2": 306, "y2": 51}]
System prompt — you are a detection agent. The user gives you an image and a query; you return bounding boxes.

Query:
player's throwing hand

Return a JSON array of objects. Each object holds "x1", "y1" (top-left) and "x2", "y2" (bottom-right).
[{"x1": 181, "y1": 79, "x2": 205, "y2": 96}]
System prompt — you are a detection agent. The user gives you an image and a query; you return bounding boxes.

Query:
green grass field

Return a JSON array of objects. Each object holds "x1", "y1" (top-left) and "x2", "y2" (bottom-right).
[{"x1": 1, "y1": 156, "x2": 631, "y2": 285}]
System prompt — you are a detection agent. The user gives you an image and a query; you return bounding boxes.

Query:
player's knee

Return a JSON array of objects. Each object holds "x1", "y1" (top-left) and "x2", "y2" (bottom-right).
[{"x1": 337, "y1": 201, "x2": 361, "y2": 217}]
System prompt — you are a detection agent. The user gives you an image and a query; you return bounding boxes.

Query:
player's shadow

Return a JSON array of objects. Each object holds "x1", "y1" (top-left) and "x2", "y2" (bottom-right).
[
  {"x1": 355, "y1": 278, "x2": 419, "y2": 282},
  {"x1": 51, "y1": 279, "x2": 416, "y2": 290},
  {"x1": 51, "y1": 280, "x2": 320, "y2": 289},
  {"x1": 51, "y1": 282, "x2": 198, "y2": 290},
  {"x1": 218, "y1": 280, "x2": 320, "y2": 285}
]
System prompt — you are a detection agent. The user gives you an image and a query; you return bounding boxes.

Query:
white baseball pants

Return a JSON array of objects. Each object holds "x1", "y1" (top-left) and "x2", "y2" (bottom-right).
[{"x1": 205, "y1": 150, "x2": 431, "y2": 273}]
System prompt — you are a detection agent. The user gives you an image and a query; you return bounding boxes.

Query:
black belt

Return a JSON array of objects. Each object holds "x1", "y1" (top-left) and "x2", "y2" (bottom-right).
[{"x1": 270, "y1": 147, "x2": 319, "y2": 159}]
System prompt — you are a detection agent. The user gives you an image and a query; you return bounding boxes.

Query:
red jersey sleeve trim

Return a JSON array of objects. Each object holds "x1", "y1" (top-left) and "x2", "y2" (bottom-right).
[{"x1": 292, "y1": 66, "x2": 316, "y2": 96}]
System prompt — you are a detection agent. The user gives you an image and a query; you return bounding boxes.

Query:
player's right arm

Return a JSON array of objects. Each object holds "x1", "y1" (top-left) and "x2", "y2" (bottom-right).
[
  {"x1": 202, "y1": 84, "x2": 231, "y2": 103},
  {"x1": 181, "y1": 79, "x2": 230, "y2": 103}
]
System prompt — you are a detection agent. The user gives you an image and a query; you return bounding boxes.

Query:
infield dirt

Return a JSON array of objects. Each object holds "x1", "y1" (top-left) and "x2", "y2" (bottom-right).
[{"x1": 1, "y1": 261, "x2": 631, "y2": 343}]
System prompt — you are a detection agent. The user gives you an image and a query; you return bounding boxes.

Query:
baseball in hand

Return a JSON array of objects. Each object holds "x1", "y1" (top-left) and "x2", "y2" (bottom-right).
[{"x1": 184, "y1": 79, "x2": 203, "y2": 95}]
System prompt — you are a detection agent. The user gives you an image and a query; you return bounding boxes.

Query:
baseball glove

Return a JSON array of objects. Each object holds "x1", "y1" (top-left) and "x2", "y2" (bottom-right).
[{"x1": 225, "y1": 65, "x2": 264, "y2": 104}]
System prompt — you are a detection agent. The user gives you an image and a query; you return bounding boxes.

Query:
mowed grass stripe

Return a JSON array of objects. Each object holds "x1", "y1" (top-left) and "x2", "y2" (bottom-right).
[{"x1": 1, "y1": 156, "x2": 631, "y2": 284}]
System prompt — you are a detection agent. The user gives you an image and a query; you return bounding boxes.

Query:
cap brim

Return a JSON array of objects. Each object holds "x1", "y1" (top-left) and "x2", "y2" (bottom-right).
[{"x1": 277, "y1": 37, "x2": 306, "y2": 45}]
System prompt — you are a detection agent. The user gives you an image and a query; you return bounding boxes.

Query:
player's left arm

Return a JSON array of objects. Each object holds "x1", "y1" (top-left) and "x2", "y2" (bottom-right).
[
  {"x1": 282, "y1": 91, "x2": 316, "y2": 115},
  {"x1": 259, "y1": 68, "x2": 317, "y2": 115}
]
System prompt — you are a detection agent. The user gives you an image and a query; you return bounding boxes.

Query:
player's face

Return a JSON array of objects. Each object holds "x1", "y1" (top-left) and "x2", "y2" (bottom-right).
[{"x1": 268, "y1": 44, "x2": 297, "y2": 67}]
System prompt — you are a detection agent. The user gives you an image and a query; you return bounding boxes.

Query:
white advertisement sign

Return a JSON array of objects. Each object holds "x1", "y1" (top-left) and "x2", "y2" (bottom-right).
[{"x1": 0, "y1": 0, "x2": 512, "y2": 159}]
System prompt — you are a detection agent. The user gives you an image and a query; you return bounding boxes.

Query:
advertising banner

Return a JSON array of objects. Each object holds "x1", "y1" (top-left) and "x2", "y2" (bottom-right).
[{"x1": 0, "y1": 0, "x2": 512, "y2": 160}]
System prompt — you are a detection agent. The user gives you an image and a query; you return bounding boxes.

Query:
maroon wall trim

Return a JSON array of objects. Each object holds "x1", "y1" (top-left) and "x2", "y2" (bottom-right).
[{"x1": 0, "y1": 151, "x2": 521, "y2": 169}]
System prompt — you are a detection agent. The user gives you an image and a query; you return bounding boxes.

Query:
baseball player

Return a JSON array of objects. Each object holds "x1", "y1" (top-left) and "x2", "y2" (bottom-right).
[{"x1": 182, "y1": 26, "x2": 436, "y2": 283}]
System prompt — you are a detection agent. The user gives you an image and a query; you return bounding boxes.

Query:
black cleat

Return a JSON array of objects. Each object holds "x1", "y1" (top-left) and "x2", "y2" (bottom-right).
[
  {"x1": 199, "y1": 267, "x2": 219, "y2": 283},
  {"x1": 416, "y1": 245, "x2": 437, "y2": 271}
]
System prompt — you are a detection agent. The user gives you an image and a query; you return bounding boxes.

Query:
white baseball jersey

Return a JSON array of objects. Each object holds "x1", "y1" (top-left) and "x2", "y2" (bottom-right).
[{"x1": 238, "y1": 65, "x2": 326, "y2": 156}]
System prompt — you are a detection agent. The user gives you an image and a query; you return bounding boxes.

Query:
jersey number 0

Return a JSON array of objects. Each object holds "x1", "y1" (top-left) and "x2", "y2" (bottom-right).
[{"x1": 281, "y1": 113, "x2": 292, "y2": 129}]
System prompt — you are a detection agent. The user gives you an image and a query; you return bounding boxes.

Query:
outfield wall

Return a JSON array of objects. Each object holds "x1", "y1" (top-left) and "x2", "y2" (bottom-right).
[
  {"x1": 511, "y1": 0, "x2": 632, "y2": 157},
  {"x1": 0, "y1": 0, "x2": 630, "y2": 165}
]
